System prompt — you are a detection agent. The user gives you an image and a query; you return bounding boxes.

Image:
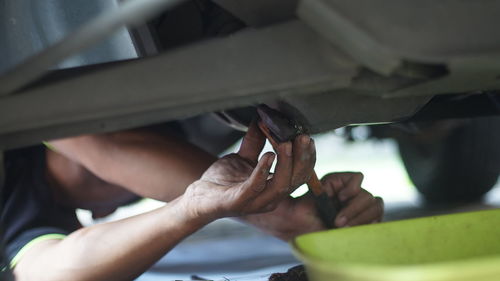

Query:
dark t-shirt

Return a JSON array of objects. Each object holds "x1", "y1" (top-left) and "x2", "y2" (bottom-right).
[{"x1": 1, "y1": 146, "x2": 80, "y2": 265}]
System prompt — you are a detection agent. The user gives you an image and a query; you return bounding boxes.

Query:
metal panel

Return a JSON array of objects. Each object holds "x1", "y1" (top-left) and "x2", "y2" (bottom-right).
[
  {"x1": 0, "y1": 21, "x2": 359, "y2": 149},
  {"x1": 299, "y1": 0, "x2": 500, "y2": 68},
  {"x1": 386, "y1": 57, "x2": 500, "y2": 98},
  {"x1": 5, "y1": 0, "x2": 497, "y2": 148},
  {"x1": 214, "y1": 0, "x2": 298, "y2": 27},
  {"x1": 281, "y1": 91, "x2": 431, "y2": 133},
  {"x1": 0, "y1": 0, "x2": 186, "y2": 96},
  {"x1": 298, "y1": 0, "x2": 500, "y2": 97},
  {"x1": 0, "y1": 0, "x2": 138, "y2": 74}
]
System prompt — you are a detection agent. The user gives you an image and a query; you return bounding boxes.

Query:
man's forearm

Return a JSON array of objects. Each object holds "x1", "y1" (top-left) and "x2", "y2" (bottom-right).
[
  {"x1": 14, "y1": 197, "x2": 210, "y2": 281},
  {"x1": 49, "y1": 130, "x2": 217, "y2": 201}
]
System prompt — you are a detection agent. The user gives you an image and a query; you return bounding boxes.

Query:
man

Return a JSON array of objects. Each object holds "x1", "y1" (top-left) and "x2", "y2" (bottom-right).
[{"x1": 2, "y1": 122, "x2": 383, "y2": 281}]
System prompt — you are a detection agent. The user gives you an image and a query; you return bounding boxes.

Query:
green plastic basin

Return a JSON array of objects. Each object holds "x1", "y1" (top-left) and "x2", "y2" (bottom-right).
[{"x1": 292, "y1": 209, "x2": 500, "y2": 281}]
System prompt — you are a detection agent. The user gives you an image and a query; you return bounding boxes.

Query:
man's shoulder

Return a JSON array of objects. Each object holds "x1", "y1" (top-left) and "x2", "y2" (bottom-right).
[{"x1": 1, "y1": 144, "x2": 79, "y2": 264}]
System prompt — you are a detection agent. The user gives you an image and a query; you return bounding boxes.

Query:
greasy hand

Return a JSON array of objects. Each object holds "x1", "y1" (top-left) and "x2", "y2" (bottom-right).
[
  {"x1": 322, "y1": 172, "x2": 383, "y2": 227},
  {"x1": 181, "y1": 122, "x2": 315, "y2": 222},
  {"x1": 244, "y1": 172, "x2": 383, "y2": 241}
]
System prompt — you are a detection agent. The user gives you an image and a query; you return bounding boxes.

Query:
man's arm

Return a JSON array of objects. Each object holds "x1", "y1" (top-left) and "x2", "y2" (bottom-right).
[
  {"x1": 14, "y1": 197, "x2": 205, "y2": 281},
  {"x1": 48, "y1": 122, "x2": 316, "y2": 203},
  {"x1": 48, "y1": 130, "x2": 217, "y2": 202},
  {"x1": 14, "y1": 132, "x2": 295, "y2": 281}
]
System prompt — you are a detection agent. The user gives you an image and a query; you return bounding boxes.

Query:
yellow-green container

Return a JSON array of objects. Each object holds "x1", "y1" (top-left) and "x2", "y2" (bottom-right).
[{"x1": 292, "y1": 209, "x2": 500, "y2": 281}]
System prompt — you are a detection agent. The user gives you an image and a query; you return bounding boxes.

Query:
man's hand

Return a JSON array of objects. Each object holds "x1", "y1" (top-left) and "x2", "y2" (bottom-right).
[
  {"x1": 180, "y1": 122, "x2": 316, "y2": 222},
  {"x1": 244, "y1": 172, "x2": 384, "y2": 240},
  {"x1": 322, "y1": 172, "x2": 383, "y2": 227}
]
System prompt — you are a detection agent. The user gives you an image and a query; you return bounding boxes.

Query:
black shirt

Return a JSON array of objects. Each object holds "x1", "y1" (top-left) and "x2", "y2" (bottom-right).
[{"x1": 1, "y1": 146, "x2": 80, "y2": 265}]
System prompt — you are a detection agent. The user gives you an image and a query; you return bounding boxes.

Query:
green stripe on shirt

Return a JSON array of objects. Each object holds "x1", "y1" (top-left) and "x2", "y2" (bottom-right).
[
  {"x1": 42, "y1": 141, "x2": 57, "y2": 152},
  {"x1": 9, "y1": 233, "x2": 66, "y2": 269}
]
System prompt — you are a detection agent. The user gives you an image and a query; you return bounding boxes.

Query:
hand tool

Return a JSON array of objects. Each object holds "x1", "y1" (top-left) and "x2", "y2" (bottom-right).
[{"x1": 256, "y1": 104, "x2": 340, "y2": 229}]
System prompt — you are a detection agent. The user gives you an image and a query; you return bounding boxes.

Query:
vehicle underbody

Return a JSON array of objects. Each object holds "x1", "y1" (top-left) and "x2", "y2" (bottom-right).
[{"x1": 0, "y1": 0, "x2": 499, "y2": 149}]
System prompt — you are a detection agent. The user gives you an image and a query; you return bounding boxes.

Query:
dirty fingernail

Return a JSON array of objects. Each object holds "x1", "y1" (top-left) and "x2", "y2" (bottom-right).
[
  {"x1": 285, "y1": 142, "x2": 292, "y2": 157},
  {"x1": 336, "y1": 216, "x2": 347, "y2": 227}
]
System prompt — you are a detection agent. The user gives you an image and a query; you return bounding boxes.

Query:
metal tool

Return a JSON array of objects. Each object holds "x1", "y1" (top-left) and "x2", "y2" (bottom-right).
[{"x1": 256, "y1": 104, "x2": 340, "y2": 228}]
